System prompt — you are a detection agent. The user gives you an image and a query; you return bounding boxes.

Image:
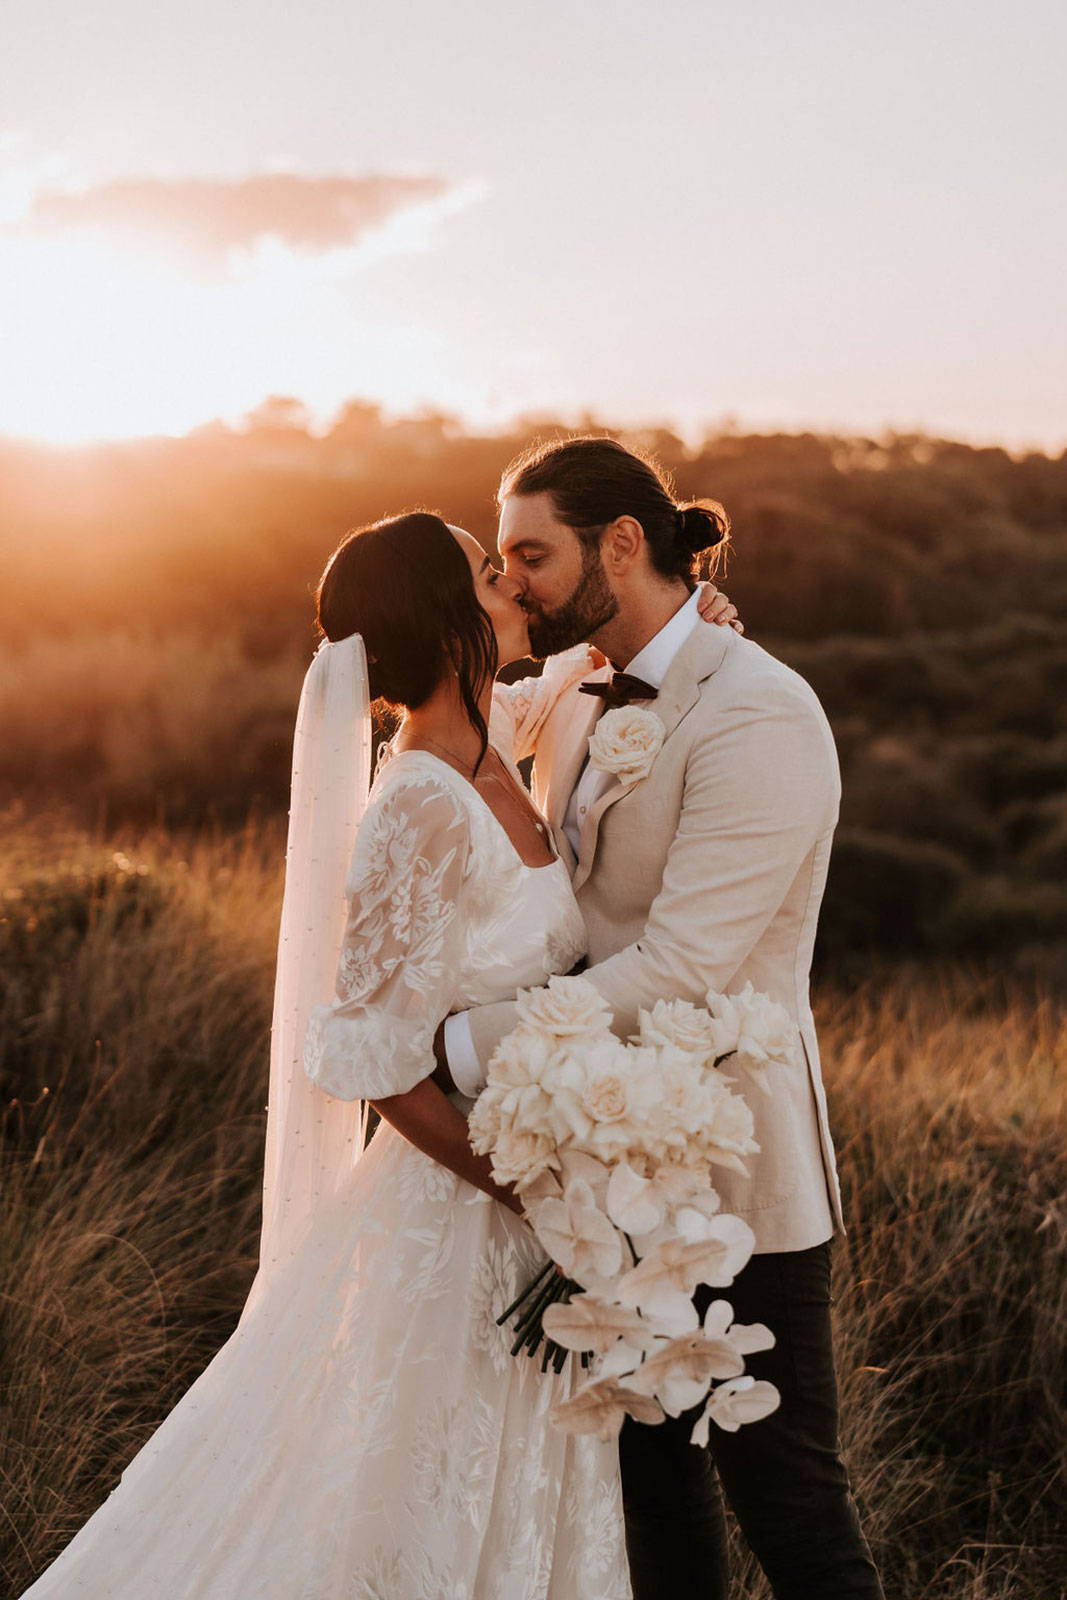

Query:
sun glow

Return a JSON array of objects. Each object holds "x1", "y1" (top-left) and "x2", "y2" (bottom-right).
[{"x1": 0, "y1": 188, "x2": 482, "y2": 446}]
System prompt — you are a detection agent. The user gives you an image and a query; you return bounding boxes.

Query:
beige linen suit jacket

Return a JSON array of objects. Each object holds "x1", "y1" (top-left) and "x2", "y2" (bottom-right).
[{"x1": 483, "y1": 622, "x2": 844, "y2": 1253}]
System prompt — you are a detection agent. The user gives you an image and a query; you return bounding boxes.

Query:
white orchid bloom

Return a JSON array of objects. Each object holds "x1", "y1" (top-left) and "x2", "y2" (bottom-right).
[
  {"x1": 701, "y1": 1297, "x2": 776, "y2": 1357},
  {"x1": 594, "y1": 1340, "x2": 647, "y2": 1381},
  {"x1": 616, "y1": 1214, "x2": 755, "y2": 1316},
  {"x1": 690, "y1": 1375, "x2": 781, "y2": 1444},
  {"x1": 628, "y1": 1167, "x2": 712, "y2": 1253},
  {"x1": 558, "y1": 1149, "x2": 612, "y2": 1206},
  {"x1": 550, "y1": 1377, "x2": 665, "y2": 1441},
  {"x1": 674, "y1": 1200, "x2": 732, "y2": 1244},
  {"x1": 627, "y1": 1328, "x2": 746, "y2": 1417},
  {"x1": 542, "y1": 1293, "x2": 649, "y2": 1355},
  {"x1": 606, "y1": 1161, "x2": 667, "y2": 1236},
  {"x1": 518, "y1": 1166, "x2": 563, "y2": 1203},
  {"x1": 531, "y1": 1178, "x2": 624, "y2": 1286}
]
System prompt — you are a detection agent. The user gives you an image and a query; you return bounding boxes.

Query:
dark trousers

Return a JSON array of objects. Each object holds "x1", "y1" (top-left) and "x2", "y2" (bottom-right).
[{"x1": 618, "y1": 1242, "x2": 884, "y2": 1600}]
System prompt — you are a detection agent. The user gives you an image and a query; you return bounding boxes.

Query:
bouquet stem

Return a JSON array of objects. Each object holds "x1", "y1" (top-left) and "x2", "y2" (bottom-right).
[
  {"x1": 496, "y1": 1258, "x2": 556, "y2": 1328},
  {"x1": 510, "y1": 1272, "x2": 564, "y2": 1356},
  {"x1": 502, "y1": 1264, "x2": 581, "y2": 1361}
]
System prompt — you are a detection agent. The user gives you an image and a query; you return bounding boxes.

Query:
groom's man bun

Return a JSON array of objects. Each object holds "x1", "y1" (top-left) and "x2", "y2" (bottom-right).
[{"x1": 499, "y1": 435, "x2": 730, "y2": 585}]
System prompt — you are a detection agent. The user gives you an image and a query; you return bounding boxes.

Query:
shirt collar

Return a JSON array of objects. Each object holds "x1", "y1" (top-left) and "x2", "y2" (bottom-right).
[{"x1": 618, "y1": 588, "x2": 702, "y2": 689}]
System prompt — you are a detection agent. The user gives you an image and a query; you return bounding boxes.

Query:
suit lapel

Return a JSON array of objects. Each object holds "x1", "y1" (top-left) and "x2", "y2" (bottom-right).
[
  {"x1": 539, "y1": 665, "x2": 607, "y2": 830},
  {"x1": 571, "y1": 622, "x2": 734, "y2": 892}
]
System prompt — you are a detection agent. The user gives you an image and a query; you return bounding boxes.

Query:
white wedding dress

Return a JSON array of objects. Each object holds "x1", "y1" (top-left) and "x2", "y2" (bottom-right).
[{"x1": 21, "y1": 746, "x2": 632, "y2": 1600}]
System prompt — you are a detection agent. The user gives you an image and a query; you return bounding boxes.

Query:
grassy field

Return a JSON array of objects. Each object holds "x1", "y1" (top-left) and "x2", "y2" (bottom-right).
[{"x1": 1, "y1": 815, "x2": 1065, "y2": 1597}]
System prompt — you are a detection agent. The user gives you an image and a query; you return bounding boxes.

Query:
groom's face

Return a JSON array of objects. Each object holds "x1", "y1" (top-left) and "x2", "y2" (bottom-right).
[{"x1": 498, "y1": 491, "x2": 619, "y2": 658}]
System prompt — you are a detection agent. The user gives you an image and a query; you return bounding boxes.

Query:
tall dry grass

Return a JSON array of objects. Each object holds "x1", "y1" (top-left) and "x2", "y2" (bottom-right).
[
  {"x1": 1, "y1": 815, "x2": 1064, "y2": 1597},
  {"x1": 0, "y1": 632, "x2": 306, "y2": 820}
]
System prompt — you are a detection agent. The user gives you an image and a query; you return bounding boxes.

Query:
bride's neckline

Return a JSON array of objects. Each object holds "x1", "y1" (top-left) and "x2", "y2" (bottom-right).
[{"x1": 384, "y1": 746, "x2": 563, "y2": 874}]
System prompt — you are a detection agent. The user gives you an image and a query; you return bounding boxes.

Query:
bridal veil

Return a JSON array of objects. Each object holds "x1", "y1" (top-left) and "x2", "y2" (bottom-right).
[{"x1": 254, "y1": 633, "x2": 372, "y2": 1286}]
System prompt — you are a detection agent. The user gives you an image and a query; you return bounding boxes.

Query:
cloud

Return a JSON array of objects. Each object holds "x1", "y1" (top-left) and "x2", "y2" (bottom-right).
[{"x1": 13, "y1": 171, "x2": 451, "y2": 264}]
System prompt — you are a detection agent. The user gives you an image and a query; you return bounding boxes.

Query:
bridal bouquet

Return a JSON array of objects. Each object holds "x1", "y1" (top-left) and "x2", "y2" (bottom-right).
[{"x1": 467, "y1": 976, "x2": 795, "y2": 1445}]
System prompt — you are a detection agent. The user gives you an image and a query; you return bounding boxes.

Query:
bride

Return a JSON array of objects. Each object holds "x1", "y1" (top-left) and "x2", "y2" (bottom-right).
[{"x1": 22, "y1": 511, "x2": 649, "y2": 1599}]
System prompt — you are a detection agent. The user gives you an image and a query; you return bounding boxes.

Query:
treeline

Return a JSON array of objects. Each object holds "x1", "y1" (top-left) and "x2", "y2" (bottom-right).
[{"x1": 2, "y1": 402, "x2": 1065, "y2": 972}]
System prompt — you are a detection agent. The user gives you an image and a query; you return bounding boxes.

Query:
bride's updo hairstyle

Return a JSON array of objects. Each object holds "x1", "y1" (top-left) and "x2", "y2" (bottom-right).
[
  {"x1": 499, "y1": 435, "x2": 730, "y2": 586},
  {"x1": 316, "y1": 510, "x2": 497, "y2": 763}
]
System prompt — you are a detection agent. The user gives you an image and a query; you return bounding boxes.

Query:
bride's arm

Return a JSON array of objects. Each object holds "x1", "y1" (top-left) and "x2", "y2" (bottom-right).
[
  {"x1": 304, "y1": 770, "x2": 521, "y2": 1213},
  {"x1": 491, "y1": 645, "x2": 595, "y2": 765},
  {"x1": 371, "y1": 1077, "x2": 522, "y2": 1213}
]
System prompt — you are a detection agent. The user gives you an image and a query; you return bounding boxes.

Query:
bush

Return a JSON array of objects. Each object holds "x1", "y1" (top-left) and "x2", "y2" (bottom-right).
[
  {"x1": 818, "y1": 830, "x2": 967, "y2": 963},
  {"x1": 936, "y1": 877, "x2": 1067, "y2": 956}
]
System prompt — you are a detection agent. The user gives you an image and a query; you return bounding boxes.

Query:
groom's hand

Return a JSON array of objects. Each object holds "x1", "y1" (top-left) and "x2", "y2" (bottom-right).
[
  {"x1": 697, "y1": 581, "x2": 744, "y2": 633},
  {"x1": 431, "y1": 1020, "x2": 458, "y2": 1095}
]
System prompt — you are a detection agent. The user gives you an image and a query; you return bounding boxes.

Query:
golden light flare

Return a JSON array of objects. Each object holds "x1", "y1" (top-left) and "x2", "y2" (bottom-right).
[{"x1": 0, "y1": 174, "x2": 483, "y2": 445}]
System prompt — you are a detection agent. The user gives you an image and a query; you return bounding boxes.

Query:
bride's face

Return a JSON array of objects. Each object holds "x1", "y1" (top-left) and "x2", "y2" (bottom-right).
[{"x1": 450, "y1": 526, "x2": 531, "y2": 667}]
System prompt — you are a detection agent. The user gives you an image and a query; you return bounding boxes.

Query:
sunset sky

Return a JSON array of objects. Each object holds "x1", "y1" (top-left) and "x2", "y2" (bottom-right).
[{"x1": 2, "y1": 0, "x2": 1065, "y2": 448}]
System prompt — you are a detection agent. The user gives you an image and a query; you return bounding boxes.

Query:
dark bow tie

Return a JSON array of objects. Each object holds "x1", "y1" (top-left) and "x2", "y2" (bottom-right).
[{"x1": 578, "y1": 671, "x2": 659, "y2": 711}]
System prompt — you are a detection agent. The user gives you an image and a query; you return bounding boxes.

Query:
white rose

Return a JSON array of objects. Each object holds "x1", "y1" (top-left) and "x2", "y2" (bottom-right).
[
  {"x1": 700, "y1": 1083, "x2": 759, "y2": 1174},
  {"x1": 583, "y1": 1072, "x2": 630, "y2": 1122},
  {"x1": 487, "y1": 1024, "x2": 558, "y2": 1087},
  {"x1": 538, "y1": 1050, "x2": 597, "y2": 1147},
  {"x1": 577, "y1": 1037, "x2": 641, "y2": 1120},
  {"x1": 514, "y1": 975, "x2": 613, "y2": 1040},
  {"x1": 467, "y1": 1086, "x2": 505, "y2": 1154},
  {"x1": 490, "y1": 1127, "x2": 559, "y2": 1188},
  {"x1": 482, "y1": 1026, "x2": 560, "y2": 1137},
  {"x1": 587, "y1": 707, "x2": 665, "y2": 784},
  {"x1": 707, "y1": 983, "x2": 796, "y2": 1069},
  {"x1": 653, "y1": 1046, "x2": 718, "y2": 1137},
  {"x1": 638, "y1": 998, "x2": 721, "y2": 1059},
  {"x1": 577, "y1": 1043, "x2": 659, "y2": 1164}
]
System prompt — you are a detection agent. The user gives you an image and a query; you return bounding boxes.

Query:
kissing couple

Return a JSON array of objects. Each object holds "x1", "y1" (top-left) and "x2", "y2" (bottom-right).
[{"x1": 21, "y1": 437, "x2": 883, "y2": 1598}]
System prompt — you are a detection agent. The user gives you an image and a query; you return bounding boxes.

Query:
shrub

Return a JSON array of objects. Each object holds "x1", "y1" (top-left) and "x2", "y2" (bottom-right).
[
  {"x1": 818, "y1": 829, "x2": 967, "y2": 963},
  {"x1": 936, "y1": 877, "x2": 1067, "y2": 956}
]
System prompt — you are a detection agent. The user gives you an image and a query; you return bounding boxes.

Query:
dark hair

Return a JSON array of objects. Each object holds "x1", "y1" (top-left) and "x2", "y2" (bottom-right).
[
  {"x1": 316, "y1": 511, "x2": 497, "y2": 767},
  {"x1": 499, "y1": 435, "x2": 730, "y2": 585}
]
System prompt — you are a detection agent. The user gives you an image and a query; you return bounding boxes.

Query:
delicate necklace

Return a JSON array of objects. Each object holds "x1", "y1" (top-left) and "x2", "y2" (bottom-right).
[
  {"x1": 416, "y1": 737, "x2": 548, "y2": 837},
  {"x1": 415, "y1": 733, "x2": 479, "y2": 773}
]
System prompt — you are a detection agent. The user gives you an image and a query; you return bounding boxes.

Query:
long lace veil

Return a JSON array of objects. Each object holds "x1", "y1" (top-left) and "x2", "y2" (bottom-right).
[{"x1": 252, "y1": 633, "x2": 372, "y2": 1289}]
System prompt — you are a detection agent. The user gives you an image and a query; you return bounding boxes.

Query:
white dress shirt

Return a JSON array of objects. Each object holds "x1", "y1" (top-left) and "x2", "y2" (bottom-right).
[{"x1": 446, "y1": 589, "x2": 703, "y2": 1098}]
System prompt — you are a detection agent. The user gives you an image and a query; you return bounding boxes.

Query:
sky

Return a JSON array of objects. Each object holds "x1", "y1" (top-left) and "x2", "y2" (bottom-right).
[{"x1": 1, "y1": 0, "x2": 1065, "y2": 448}]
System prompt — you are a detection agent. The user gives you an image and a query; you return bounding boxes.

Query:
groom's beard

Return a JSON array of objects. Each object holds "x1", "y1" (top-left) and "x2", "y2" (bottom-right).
[{"x1": 525, "y1": 548, "x2": 619, "y2": 658}]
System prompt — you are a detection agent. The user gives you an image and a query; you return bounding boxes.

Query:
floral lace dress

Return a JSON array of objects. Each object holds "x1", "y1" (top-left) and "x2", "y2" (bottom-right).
[{"x1": 21, "y1": 735, "x2": 631, "y2": 1600}]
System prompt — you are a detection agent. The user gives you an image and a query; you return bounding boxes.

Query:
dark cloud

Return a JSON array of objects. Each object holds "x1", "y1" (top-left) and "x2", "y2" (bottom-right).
[{"x1": 16, "y1": 172, "x2": 450, "y2": 260}]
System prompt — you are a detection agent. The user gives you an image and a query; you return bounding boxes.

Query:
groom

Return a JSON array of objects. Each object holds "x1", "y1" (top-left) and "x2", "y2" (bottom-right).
[{"x1": 434, "y1": 435, "x2": 884, "y2": 1599}]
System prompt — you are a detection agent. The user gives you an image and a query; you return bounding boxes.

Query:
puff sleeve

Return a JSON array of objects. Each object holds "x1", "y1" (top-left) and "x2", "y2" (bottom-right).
[{"x1": 304, "y1": 769, "x2": 472, "y2": 1101}]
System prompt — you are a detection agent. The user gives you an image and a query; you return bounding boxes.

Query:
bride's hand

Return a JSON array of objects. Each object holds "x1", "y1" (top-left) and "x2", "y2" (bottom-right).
[{"x1": 697, "y1": 581, "x2": 744, "y2": 633}]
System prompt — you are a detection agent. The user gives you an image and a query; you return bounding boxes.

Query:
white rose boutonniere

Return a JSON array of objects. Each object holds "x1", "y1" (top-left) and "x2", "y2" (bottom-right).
[{"x1": 587, "y1": 706, "x2": 665, "y2": 785}]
